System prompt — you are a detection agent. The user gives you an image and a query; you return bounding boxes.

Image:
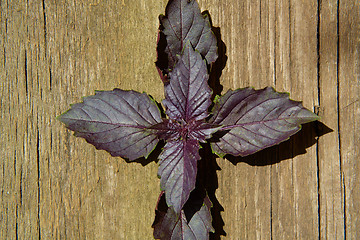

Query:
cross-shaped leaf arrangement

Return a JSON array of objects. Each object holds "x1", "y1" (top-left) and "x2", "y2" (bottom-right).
[{"x1": 58, "y1": 0, "x2": 319, "y2": 239}]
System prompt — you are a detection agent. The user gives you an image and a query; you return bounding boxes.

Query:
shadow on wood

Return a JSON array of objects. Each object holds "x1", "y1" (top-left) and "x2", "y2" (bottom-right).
[
  {"x1": 198, "y1": 144, "x2": 226, "y2": 239},
  {"x1": 205, "y1": 10, "x2": 226, "y2": 100},
  {"x1": 225, "y1": 121, "x2": 333, "y2": 166}
]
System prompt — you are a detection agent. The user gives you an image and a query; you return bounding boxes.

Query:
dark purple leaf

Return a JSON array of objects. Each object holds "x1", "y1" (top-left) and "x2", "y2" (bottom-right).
[
  {"x1": 153, "y1": 191, "x2": 214, "y2": 240},
  {"x1": 57, "y1": 89, "x2": 163, "y2": 161},
  {"x1": 158, "y1": 139, "x2": 200, "y2": 214},
  {"x1": 209, "y1": 87, "x2": 320, "y2": 157},
  {"x1": 185, "y1": 195, "x2": 214, "y2": 239},
  {"x1": 163, "y1": 43, "x2": 212, "y2": 122},
  {"x1": 157, "y1": 0, "x2": 218, "y2": 77}
]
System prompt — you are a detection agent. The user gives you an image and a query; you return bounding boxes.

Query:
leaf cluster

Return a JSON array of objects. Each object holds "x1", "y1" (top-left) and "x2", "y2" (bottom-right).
[{"x1": 57, "y1": 0, "x2": 319, "y2": 239}]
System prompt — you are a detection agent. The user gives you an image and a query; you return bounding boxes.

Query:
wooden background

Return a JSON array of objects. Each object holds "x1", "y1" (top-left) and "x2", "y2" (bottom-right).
[{"x1": 1, "y1": 0, "x2": 359, "y2": 239}]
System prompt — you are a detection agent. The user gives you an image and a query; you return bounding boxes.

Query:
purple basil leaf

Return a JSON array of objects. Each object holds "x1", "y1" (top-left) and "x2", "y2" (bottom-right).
[
  {"x1": 185, "y1": 194, "x2": 214, "y2": 239},
  {"x1": 163, "y1": 43, "x2": 212, "y2": 123},
  {"x1": 57, "y1": 89, "x2": 163, "y2": 161},
  {"x1": 153, "y1": 191, "x2": 214, "y2": 240},
  {"x1": 209, "y1": 87, "x2": 320, "y2": 157},
  {"x1": 157, "y1": 0, "x2": 218, "y2": 76},
  {"x1": 158, "y1": 139, "x2": 200, "y2": 214}
]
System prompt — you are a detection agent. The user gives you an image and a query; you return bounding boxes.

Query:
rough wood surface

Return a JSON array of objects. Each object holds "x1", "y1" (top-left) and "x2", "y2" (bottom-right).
[{"x1": 1, "y1": 0, "x2": 359, "y2": 239}]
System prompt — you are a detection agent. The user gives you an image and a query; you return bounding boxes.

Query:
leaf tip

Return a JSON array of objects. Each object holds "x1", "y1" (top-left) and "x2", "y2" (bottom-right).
[
  {"x1": 298, "y1": 108, "x2": 321, "y2": 124},
  {"x1": 56, "y1": 111, "x2": 67, "y2": 124}
]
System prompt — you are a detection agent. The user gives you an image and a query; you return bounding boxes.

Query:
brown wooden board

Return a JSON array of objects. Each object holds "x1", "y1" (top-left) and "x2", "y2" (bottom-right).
[{"x1": 1, "y1": 0, "x2": 359, "y2": 239}]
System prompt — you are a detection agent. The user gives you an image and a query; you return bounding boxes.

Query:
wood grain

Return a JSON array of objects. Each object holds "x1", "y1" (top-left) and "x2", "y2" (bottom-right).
[
  {"x1": 318, "y1": 0, "x2": 344, "y2": 239},
  {"x1": 339, "y1": 1, "x2": 360, "y2": 239},
  {"x1": 1, "y1": 0, "x2": 359, "y2": 239}
]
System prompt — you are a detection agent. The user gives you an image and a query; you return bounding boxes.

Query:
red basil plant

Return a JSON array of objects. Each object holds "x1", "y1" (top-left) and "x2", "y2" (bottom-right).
[{"x1": 58, "y1": 0, "x2": 319, "y2": 239}]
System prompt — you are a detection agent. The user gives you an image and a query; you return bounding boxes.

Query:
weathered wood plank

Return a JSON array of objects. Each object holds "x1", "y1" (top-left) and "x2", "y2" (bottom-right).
[
  {"x1": 339, "y1": 1, "x2": 360, "y2": 239},
  {"x1": 42, "y1": 1, "x2": 167, "y2": 239},
  {"x1": 273, "y1": 0, "x2": 320, "y2": 239},
  {"x1": 318, "y1": 0, "x2": 345, "y2": 239},
  {"x1": 2, "y1": 0, "x2": 167, "y2": 239},
  {"x1": 1, "y1": 0, "x2": 42, "y2": 239},
  {"x1": 1, "y1": 0, "x2": 359, "y2": 239},
  {"x1": 200, "y1": 0, "x2": 274, "y2": 238},
  {"x1": 202, "y1": 0, "x2": 320, "y2": 239}
]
